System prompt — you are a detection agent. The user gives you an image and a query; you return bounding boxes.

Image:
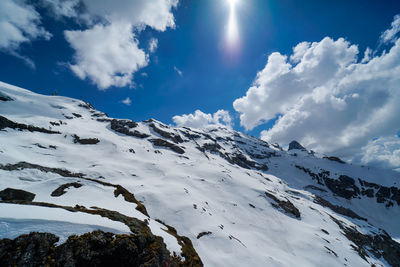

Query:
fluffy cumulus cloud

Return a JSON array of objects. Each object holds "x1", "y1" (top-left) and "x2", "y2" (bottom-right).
[
  {"x1": 356, "y1": 136, "x2": 400, "y2": 170},
  {"x1": 64, "y1": 0, "x2": 179, "y2": 89},
  {"x1": 65, "y1": 22, "x2": 148, "y2": 89},
  {"x1": 0, "y1": 0, "x2": 51, "y2": 65},
  {"x1": 173, "y1": 110, "x2": 233, "y2": 129},
  {"x1": 233, "y1": 15, "x2": 400, "y2": 169}
]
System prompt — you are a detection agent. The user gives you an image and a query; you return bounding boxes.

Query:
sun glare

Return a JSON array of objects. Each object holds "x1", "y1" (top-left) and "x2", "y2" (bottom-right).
[{"x1": 225, "y1": 0, "x2": 240, "y2": 51}]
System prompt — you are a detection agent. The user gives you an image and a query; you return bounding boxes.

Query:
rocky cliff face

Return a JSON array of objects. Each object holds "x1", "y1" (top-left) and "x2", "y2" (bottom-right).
[{"x1": 0, "y1": 81, "x2": 400, "y2": 266}]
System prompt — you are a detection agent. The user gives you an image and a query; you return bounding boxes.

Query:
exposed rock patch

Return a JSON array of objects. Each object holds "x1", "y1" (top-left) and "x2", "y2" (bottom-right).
[
  {"x1": 0, "y1": 116, "x2": 60, "y2": 134},
  {"x1": 0, "y1": 231, "x2": 181, "y2": 267},
  {"x1": 288, "y1": 140, "x2": 306, "y2": 151},
  {"x1": 110, "y1": 119, "x2": 150, "y2": 139},
  {"x1": 149, "y1": 123, "x2": 183, "y2": 144},
  {"x1": 264, "y1": 192, "x2": 301, "y2": 218},
  {"x1": 323, "y1": 156, "x2": 346, "y2": 164},
  {"x1": 329, "y1": 215, "x2": 400, "y2": 266},
  {"x1": 73, "y1": 134, "x2": 100, "y2": 145},
  {"x1": 314, "y1": 196, "x2": 367, "y2": 221},
  {"x1": 0, "y1": 188, "x2": 35, "y2": 201},
  {"x1": 51, "y1": 182, "x2": 83, "y2": 197},
  {"x1": 148, "y1": 139, "x2": 185, "y2": 154}
]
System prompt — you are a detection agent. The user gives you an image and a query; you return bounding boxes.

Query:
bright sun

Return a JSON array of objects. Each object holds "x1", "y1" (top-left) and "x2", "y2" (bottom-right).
[{"x1": 226, "y1": 0, "x2": 239, "y2": 48}]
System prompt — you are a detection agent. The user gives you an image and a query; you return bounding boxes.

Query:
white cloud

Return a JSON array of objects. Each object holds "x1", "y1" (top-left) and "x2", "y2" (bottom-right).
[
  {"x1": 81, "y1": 0, "x2": 178, "y2": 31},
  {"x1": 381, "y1": 15, "x2": 400, "y2": 44},
  {"x1": 173, "y1": 110, "x2": 233, "y2": 129},
  {"x1": 233, "y1": 16, "x2": 400, "y2": 169},
  {"x1": 65, "y1": 0, "x2": 179, "y2": 89},
  {"x1": 121, "y1": 97, "x2": 132, "y2": 106},
  {"x1": 174, "y1": 66, "x2": 183, "y2": 76},
  {"x1": 40, "y1": 0, "x2": 80, "y2": 18},
  {"x1": 0, "y1": 0, "x2": 51, "y2": 54},
  {"x1": 65, "y1": 22, "x2": 148, "y2": 89},
  {"x1": 356, "y1": 136, "x2": 400, "y2": 170},
  {"x1": 148, "y1": 38, "x2": 158, "y2": 53}
]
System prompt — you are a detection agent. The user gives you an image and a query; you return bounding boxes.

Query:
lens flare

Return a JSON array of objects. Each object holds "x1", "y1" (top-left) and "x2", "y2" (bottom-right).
[{"x1": 225, "y1": 0, "x2": 240, "y2": 53}]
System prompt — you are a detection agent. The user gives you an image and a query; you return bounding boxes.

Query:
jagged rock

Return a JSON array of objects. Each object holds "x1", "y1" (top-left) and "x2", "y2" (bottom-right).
[
  {"x1": 0, "y1": 231, "x2": 184, "y2": 267},
  {"x1": 110, "y1": 119, "x2": 150, "y2": 139},
  {"x1": 288, "y1": 140, "x2": 306, "y2": 151},
  {"x1": 149, "y1": 123, "x2": 183, "y2": 144},
  {"x1": 329, "y1": 215, "x2": 400, "y2": 266},
  {"x1": 0, "y1": 115, "x2": 60, "y2": 134},
  {"x1": 314, "y1": 196, "x2": 366, "y2": 221},
  {"x1": 264, "y1": 192, "x2": 301, "y2": 218},
  {"x1": 0, "y1": 232, "x2": 58, "y2": 267},
  {"x1": 0, "y1": 188, "x2": 35, "y2": 201},
  {"x1": 148, "y1": 138, "x2": 185, "y2": 154},
  {"x1": 323, "y1": 156, "x2": 346, "y2": 164},
  {"x1": 196, "y1": 232, "x2": 212, "y2": 239},
  {"x1": 72, "y1": 113, "x2": 82, "y2": 118},
  {"x1": 323, "y1": 175, "x2": 360, "y2": 199},
  {"x1": 0, "y1": 161, "x2": 85, "y2": 178},
  {"x1": 51, "y1": 183, "x2": 83, "y2": 197},
  {"x1": 73, "y1": 134, "x2": 100, "y2": 145}
]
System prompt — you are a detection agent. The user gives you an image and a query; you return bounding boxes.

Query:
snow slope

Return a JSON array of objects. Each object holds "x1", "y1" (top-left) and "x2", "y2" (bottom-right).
[{"x1": 0, "y1": 81, "x2": 399, "y2": 266}]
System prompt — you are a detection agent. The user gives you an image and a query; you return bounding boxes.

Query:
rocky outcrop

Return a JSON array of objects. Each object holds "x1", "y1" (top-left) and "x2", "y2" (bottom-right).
[
  {"x1": 323, "y1": 175, "x2": 360, "y2": 199},
  {"x1": 330, "y1": 215, "x2": 400, "y2": 266},
  {"x1": 264, "y1": 192, "x2": 301, "y2": 218},
  {"x1": 323, "y1": 156, "x2": 346, "y2": 164},
  {"x1": 0, "y1": 116, "x2": 60, "y2": 134},
  {"x1": 0, "y1": 231, "x2": 183, "y2": 267},
  {"x1": 314, "y1": 196, "x2": 366, "y2": 221},
  {"x1": 288, "y1": 140, "x2": 306, "y2": 151},
  {"x1": 297, "y1": 165, "x2": 400, "y2": 206},
  {"x1": 73, "y1": 134, "x2": 100, "y2": 145},
  {"x1": 148, "y1": 139, "x2": 185, "y2": 154},
  {"x1": 51, "y1": 183, "x2": 83, "y2": 197},
  {"x1": 110, "y1": 119, "x2": 150, "y2": 139},
  {"x1": 0, "y1": 188, "x2": 35, "y2": 201},
  {"x1": 149, "y1": 123, "x2": 183, "y2": 144}
]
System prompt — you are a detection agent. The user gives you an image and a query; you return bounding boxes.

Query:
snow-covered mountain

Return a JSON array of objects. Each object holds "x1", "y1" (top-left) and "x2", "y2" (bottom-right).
[{"x1": 0, "y1": 81, "x2": 399, "y2": 266}]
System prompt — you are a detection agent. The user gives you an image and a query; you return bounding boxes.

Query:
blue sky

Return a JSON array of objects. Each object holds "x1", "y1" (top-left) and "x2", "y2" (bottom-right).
[{"x1": 1, "y1": 0, "x2": 400, "y2": 169}]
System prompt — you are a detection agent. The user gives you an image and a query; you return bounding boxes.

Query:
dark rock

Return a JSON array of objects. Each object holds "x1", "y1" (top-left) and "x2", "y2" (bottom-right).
[
  {"x1": 288, "y1": 140, "x2": 306, "y2": 151},
  {"x1": 73, "y1": 134, "x2": 100, "y2": 145},
  {"x1": 110, "y1": 119, "x2": 150, "y2": 139},
  {"x1": 149, "y1": 123, "x2": 183, "y2": 144},
  {"x1": 329, "y1": 215, "x2": 400, "y2": 266},
  {"x1": 78, "y1": 102, "x2": 94, "y2": 110},
  {"x1": 0, "y1": 115, "x2": 60, "y2": 134},
  {"x1": 0, "y1": 231, "x2": 185, "y2": 267},
  {"x1": 51, "y1": 182, "x2": 83, "y2": 197},
  {"x1": 0, "y1": 161, "x2": 85, "y2": 178},
  {"x1": 72, "y1": 113, "x2": 82, "y2": 118},
  {"x1": 0, "y1": 232, "x2": 58, "y2": 267},
  {"x1": 148, "y1": 138, "x2": 185, "y2": 154},
  {"x1": 264, "y1": 192, "x2": 301, "y2": 218},
  {"x1": 0, "y1": 188, "x2": 35, "y2": 201},
  {"x1": 376, "y1": 186, "x2": 391, "y2": 203},
  {"x1": 196, "y1": 232, "x2": 212, "y2": 239},
  {"x1": 323, "y1": 175, "x2": 360, "y2": 199},
  {"x1": 323, "y1": 156, "x2": 346, "y2": 164},
  {"x1": 304, "y1": 185, "x2": 328, "y2": 192},
  {"x1": 0, "y1": 93, "x2": 13, "y2": 101},
  {"x1": 314, "y1": 196, "x2": 367, "y2": 221}
]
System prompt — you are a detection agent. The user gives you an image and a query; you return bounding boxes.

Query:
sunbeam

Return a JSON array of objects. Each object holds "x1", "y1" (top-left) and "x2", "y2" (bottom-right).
[{"x1": 225, "y1": 0, "x2": 240, "y2": 52}]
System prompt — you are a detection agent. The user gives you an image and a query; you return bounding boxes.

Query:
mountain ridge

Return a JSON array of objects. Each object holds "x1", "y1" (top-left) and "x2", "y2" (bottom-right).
[{"x1": 0, "y1": 81, "x2": 399, "y2": 266}]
